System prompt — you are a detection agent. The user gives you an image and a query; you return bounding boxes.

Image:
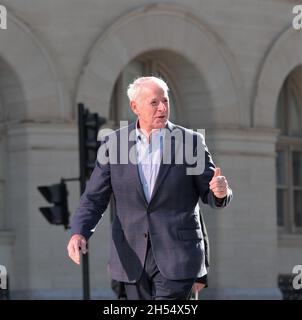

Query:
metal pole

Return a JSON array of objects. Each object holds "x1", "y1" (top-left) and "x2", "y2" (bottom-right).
[{"x1": 78, "y1": 103, "x2": 90, "y2": 300}]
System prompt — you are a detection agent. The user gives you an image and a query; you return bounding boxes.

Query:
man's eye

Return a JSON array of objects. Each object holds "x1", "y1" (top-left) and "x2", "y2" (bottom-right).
[{"x1": 151, "y1": 101, "x2": 157, "y2": 106}]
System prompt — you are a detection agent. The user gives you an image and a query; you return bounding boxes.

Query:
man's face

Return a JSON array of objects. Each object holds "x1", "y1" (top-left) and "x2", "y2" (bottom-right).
[{"x1": 130, "y1": 81, "x2": 170, "y2": 133}]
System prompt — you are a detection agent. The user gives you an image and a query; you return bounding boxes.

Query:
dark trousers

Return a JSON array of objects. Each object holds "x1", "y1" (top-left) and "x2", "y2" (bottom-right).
[{"x1": 124, "y1": 238, "x2": 195, "y2": 300}]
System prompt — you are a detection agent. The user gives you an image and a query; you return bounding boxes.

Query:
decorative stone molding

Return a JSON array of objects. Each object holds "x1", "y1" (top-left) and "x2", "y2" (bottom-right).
[{"x1": 253, "y1": 27, "x2": 302, "y2": 128}]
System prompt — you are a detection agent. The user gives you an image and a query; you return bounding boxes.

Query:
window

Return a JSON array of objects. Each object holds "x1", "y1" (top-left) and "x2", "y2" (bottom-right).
[
  {"x1": 276, "y1": 67, "x2": 302, "y2": 234},
  {"x1": 110, "y1": 57, "x2": 179, "y2": 126}
]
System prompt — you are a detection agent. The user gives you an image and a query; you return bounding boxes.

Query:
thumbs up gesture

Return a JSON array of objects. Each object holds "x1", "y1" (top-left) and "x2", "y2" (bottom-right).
[{"x1": 209, "y1": 167, "x2": 229, "y2": 199}]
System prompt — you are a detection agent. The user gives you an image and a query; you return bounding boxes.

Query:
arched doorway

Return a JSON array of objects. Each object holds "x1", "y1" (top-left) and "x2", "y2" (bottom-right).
[
  {"x1": 275, "y1": 65, "x2": 302, "y2": 234},
  {"x1": 109, "y1": 49, "x2": 207, "y2": 127},
  {"x1": 76, "y1": 4, "x2": 243, "y2": 128}
]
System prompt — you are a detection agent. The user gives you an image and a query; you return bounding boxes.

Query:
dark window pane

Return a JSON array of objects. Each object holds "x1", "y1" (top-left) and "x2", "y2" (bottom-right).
[
  {"x1": 288, "y1": 84, "x2": 302, "y2": 136},
  {"x1": 276, "y1": 150, "x2": 286, "y2": 185},
  {"x1": 293, "y1": 151, "x2": 302, "y2": 186},
  {"x1": 276, "y1": 87, "x2": 287, "y2": 134},
  {"x1": 277, "y1": 189, "x2": 284, "y2": 226},
  {"x1": 294, "y1": 191, "x2": 302, "y2": 227}
]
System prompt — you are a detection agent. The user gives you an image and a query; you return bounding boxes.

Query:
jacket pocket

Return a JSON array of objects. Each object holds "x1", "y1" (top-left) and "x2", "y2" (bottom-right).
[{"x1": 178, "y1": 228, "x2": 203, "y2": 241}]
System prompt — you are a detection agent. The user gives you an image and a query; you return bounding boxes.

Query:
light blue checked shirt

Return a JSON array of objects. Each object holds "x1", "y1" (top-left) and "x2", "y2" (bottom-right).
[{"x1": 136, "y1": 123, "x2": 164, "y2": 203}]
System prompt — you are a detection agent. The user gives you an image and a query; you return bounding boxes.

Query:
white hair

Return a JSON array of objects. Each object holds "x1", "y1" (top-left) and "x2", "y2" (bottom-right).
[{"x1": 127, "y1": 76, "x2": 169, "y2": 101}]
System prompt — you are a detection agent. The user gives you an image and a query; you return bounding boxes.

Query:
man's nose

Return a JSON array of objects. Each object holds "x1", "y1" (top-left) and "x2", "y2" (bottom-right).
[{"x1": 158, "y1": 101, "x2": 167, "y2": 112}]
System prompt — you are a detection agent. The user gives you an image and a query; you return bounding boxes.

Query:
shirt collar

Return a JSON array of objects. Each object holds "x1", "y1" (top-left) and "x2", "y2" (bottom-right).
[{"x1": 135, "y1": 119, "x2": 165, "y2": 143}]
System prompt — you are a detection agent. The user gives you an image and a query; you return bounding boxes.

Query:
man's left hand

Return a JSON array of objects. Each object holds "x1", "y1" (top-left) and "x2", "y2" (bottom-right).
[
  {"x1": 209, "y1": 167, "x2": 229, "y2": 199},
  {"x1": 192, "y1": 282, "x2": 206, "y2": 295}
]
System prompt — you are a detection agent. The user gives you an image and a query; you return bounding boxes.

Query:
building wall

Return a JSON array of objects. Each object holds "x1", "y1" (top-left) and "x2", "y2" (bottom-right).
[{"x1": 0, "y1": 0, "x2": 300, "y2": 299}]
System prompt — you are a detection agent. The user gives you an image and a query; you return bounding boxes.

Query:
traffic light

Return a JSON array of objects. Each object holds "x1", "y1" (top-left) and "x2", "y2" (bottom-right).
[
  {"x1": 37, "y1": 181, "x2": 69, "y2": 229},
  {"x1": 78, "y1": 103, "x2": 106, "y2": 184}
]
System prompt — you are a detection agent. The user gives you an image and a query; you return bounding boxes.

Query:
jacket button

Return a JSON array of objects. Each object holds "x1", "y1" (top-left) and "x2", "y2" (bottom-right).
[{"x1": 143, "y1": 233, "x2": 148, "y2": 238}]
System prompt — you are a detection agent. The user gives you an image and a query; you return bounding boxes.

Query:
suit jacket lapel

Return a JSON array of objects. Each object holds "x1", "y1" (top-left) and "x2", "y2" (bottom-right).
[{"x1": 127, "y1": 123, "x2": 148, "y2": 207}]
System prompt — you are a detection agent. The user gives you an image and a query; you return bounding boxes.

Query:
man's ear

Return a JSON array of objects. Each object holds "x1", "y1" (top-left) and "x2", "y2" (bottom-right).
[{"x1": 130, "y1": 101, "x2": 139, "y2": 116}]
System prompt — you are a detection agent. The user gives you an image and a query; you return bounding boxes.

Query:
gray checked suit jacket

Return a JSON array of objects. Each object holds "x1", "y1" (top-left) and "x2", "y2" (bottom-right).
[{"x1": 71, "y1": 121, "x2": 232, "y2": 283}]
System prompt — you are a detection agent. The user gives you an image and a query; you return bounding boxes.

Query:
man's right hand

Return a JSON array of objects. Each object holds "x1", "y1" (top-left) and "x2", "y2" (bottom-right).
[{"x1": 67, "y1": 234, "x2": 87, "y2": 265}]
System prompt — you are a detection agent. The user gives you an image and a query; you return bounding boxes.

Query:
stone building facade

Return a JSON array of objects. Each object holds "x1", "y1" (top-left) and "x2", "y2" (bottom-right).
[{"x1": 0, "y1": 1, "x2": 301, "y2": 299}]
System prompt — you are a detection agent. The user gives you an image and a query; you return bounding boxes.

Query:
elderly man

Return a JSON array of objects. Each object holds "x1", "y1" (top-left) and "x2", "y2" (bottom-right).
[{"x1": 67, "y1": 76, "x2": 232, "y2": 300}]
